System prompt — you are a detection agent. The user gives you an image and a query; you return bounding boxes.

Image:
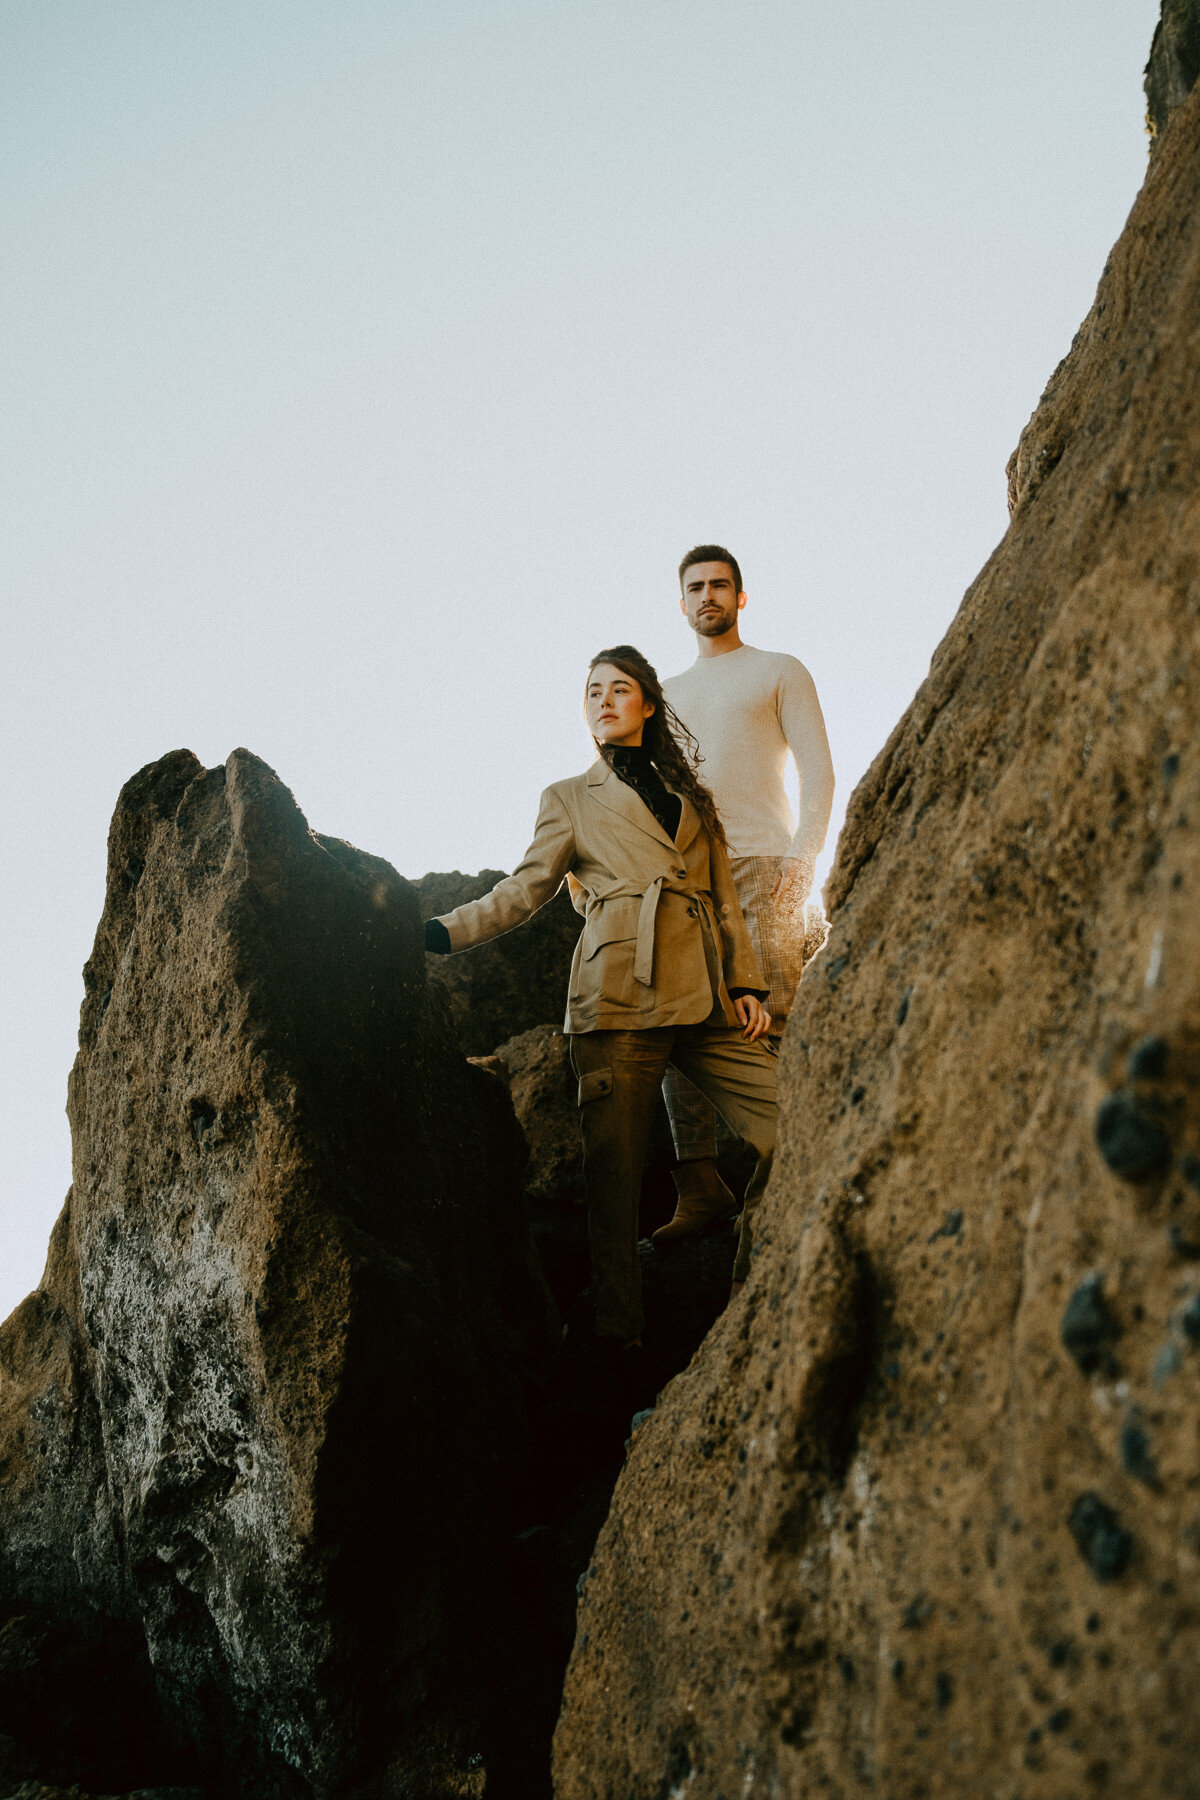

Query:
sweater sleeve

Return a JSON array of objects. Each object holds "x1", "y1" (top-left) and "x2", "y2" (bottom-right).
[
  {"x1": 436, "y1": 787, "x2": 577, "y2": 950},
  {"x1": 778, "y1": 659, "x2": 835, "y2": 865}
]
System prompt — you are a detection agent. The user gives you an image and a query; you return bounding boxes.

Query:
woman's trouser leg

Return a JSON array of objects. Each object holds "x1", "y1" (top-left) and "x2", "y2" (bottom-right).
[
  {"x1": 570, "y1": 1028, "x2": 673, "y2": 1339},
  {"x1": 668, "y1": 1028, "x2": 778, "y2": 1284}
]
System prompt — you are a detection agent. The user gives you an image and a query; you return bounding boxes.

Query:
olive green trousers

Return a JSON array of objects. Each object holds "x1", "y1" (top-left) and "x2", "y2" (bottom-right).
[{"x1": 569, "y1": 1024, "x2": 778, "y2": 1339}]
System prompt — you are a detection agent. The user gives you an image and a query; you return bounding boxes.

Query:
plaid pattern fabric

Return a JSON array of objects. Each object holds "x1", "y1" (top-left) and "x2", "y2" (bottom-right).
[
  {"x1": 728, "y1": 854, "x2": 807, "y2": 1029},
  {"x1": 663, "y1": 855, "x2": 815, "y2": 1160}
]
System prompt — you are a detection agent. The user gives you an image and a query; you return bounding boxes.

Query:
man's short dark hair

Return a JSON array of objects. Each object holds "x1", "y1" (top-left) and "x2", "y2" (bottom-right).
[{"x1": 678, "y1": 544, "x2": 743, "y2": 596}]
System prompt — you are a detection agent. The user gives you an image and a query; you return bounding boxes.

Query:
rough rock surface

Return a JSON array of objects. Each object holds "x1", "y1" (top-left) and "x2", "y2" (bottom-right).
[
  {"x1": 0, "y1": 750, "x2": 551, "y2": 1798},
  {"x1": 415, "y1": 871, "x2": 581, "y2": 1056},
  {"x1": 1145, "y1": 0, "x2": 1200, "y2": 143},
  {"x1": 493, "y1": 1026, "x2": 584, "y2": 1207},
  {"x1": 555, "y1": 56, "x2": 1200, "y2": 1800}
]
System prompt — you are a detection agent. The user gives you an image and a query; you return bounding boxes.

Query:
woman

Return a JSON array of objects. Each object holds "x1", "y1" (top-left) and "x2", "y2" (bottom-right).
[{"x1": 424, "y1": 646, "x2": 778, "y2": 1347}]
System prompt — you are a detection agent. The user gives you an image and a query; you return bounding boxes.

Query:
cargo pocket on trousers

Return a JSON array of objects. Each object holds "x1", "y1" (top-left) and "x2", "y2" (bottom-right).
[{"x1": 577, "y1": 1068, "x2": 613, "y2": 1107}]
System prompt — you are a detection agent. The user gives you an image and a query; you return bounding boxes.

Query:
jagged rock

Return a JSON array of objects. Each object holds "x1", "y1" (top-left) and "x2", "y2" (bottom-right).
[
  {"x1": 1146, "y1": 0, "x2": 1200, "y2": 144},
  {"x1": 555, "y1": 49, "x2": 1200, "y2": 1800},
  {"x1": 0, "y1": 1787, "x2": 201, "y2": 1800},
  {"x1": 1010, "y1": 2, "x2": 1200, "y2": 515},
  {"x1": 0, "y1": 750, "x2": 552, "y2": 1799},
  {"x1": 415, "y1": 870, "x2": 582, "y2": 1056},
  {"x1": 493, "y1": 1026, "x2": 582, "y2": 1206}
]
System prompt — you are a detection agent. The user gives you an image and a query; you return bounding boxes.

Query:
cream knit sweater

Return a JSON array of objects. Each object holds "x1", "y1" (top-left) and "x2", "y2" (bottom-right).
[{"x1": 663, "y1": 644, "x2": 834, "y2": 865}]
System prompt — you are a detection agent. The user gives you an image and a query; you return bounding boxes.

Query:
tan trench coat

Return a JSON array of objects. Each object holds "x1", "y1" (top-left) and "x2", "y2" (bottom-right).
[{"x1": 436, "y1": 758, "x2": 767, "y2": 1035}]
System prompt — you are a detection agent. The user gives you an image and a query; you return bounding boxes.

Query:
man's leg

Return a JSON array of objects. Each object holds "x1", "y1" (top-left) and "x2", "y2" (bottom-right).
[
  {"x1": 655, "y1": 854, "x2": 798, "y2": 1244},
  {"x1": 654, "y1": 1066, "x2": 738, "y2": 1244},
  {"x1": 729, "y1": 854, "x2": 806, "y2": 1045},
  {"x1": 662, "y1": 1064, "x2": 719, "y2": 1162},
  {"x1": 570, "y1": 1029, "x2": 674, "y2": 1340},
  {"x1": 669, "y1": 1027, "x2": 779, "y2": 1287}
]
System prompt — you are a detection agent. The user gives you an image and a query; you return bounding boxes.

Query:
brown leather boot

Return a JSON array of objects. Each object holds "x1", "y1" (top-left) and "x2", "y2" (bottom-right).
[{"x1": 652, "y1": 1159, "x2": 738, "y2": 1245}]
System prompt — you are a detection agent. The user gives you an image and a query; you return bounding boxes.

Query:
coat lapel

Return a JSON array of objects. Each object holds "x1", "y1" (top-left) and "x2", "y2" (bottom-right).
[
  {"x1": 673, "y1": 792, "x2": 700, "y2": 853},
  {"x1": 586, "y1": 758, "x2": 679, "y2": 854}
]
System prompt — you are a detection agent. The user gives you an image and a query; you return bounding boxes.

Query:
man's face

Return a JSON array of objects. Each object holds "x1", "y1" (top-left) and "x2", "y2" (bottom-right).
[{"x1": 680, "y1": 561, "x2": 745, "y2": 637}]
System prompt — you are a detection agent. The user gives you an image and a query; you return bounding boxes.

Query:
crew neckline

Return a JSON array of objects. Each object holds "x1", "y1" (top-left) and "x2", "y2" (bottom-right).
[{"x1": 690, "y1": 642, "x2": 753, "y2": 667}]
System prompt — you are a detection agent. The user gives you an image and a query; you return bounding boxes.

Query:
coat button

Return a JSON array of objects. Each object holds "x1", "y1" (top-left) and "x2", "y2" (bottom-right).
[
  {"x1": 674, "y1": 868, "x2": 686, "y2": 878},
  {"x1": 686, "y1": 906, "x2": 698, "y2": 918}
]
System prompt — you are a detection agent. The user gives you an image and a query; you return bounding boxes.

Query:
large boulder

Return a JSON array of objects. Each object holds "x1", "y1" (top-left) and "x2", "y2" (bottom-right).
[
  {"x1": 555, "y1": 45, "x2": 1200, "y2": 1800},
  {"x1": 0, "y1": 749, "x2": 551, "y2": 1799}
]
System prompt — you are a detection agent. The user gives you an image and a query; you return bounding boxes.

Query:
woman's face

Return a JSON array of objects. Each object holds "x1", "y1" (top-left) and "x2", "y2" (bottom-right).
[{"x1": 586, "y1": 663, "x2": 655, "y2": 747}]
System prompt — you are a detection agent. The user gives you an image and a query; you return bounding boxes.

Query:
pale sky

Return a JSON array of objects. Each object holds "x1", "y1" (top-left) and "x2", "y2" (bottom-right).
[{"x1": 1, "y1": 1, "x2": 1161, "y2": 1320}]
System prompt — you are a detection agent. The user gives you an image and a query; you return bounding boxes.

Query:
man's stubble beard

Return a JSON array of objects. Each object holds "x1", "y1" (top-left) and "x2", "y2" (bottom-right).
[{"x1": 692, "y1": 606, "x2": 738, "y2": 638}]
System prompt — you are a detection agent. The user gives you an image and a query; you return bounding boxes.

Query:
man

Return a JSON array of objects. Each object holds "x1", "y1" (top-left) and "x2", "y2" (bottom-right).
[{"x1": 653, "y1": 544, "x2": 835, "y2": 1248}]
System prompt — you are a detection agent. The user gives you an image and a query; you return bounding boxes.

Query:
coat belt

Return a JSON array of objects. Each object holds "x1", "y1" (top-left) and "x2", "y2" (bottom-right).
[{"x1": 584, "y1": 878, "x2": 715, "y2": 987}]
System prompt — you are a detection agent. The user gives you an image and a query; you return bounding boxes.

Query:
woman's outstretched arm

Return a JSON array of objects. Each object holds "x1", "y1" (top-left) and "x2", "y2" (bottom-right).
[{"x1": 426, "y1": 787, "x2": 577, "y2": 952}]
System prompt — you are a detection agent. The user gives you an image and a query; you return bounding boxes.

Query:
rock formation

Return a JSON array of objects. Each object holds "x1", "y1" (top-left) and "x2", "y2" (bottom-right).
[
  {"x1": 1146, "y1": 0, "x2": 1200, "y2": 143},
  {"x1": 0, "y1": 755, "x2": 741, "y2": 1800},
  {"x1": 554, "y1": 35, "x2": 1200, "y2": 1800},
  {"x1": 0, "y1": 749, "x2": 553, "y2": 1799}
]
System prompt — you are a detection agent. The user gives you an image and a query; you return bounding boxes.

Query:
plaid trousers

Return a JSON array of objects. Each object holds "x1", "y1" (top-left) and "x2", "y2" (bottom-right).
[{"x1": 663, "y1": 854, "x2": 808, "y2": 1162}]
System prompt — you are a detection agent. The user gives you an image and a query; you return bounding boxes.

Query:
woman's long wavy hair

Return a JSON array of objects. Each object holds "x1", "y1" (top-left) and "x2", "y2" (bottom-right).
[{"x1": 587, "y1": 644, "x2": 728, "y2": 851}]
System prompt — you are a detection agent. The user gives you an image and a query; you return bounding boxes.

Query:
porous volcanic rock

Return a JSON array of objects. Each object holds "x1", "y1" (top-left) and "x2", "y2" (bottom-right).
[
  {"x1": 0, "y1": 749, "x2": 551, "y2": 1799},
  {"x1": 555, "y1": 50, "x2": 1200, "y2": 1800},
  {"x1": 415, "y1": 871, "x2": 582, "y2": 1056}
]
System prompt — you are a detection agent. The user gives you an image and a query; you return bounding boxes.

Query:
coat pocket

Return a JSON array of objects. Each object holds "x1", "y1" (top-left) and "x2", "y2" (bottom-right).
[
  {"x1": 580, "y1": 896, "x2": 641, "y2": 959},
  {"x1": 577, "y1": 1067, "x2": 613, "y2": 1106}
]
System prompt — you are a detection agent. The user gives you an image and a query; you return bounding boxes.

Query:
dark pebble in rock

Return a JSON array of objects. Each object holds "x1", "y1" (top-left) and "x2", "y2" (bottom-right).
[
  {"x1": 1167, "y1": 1224, "x2": 1200, "y2": 1259},
  {"x1": 1069, "y1": 1492, "x2": 1133, "y2": 1581},
  {"x1": 1181, "y1": 1295, "x2": 1200, "y2": 1343},
  {"x1": 901, "y1": 1594, "x2": 932, "y2": 1629},
  {"x1": 935, "y1": 1671, "x2": 954, "y2": 1711},
  {"x1": 896, "y1": 985, "x2": 913, "y2": 1025},
  {"x1": 1095, "y1": 1092, "x2": 1171, "y2": 1180},
  {"x1": 1060, "y1": 1275, "x2": 1119, "y2": 1374},
  {"x1": 1119, "y1": 1420, "x2": 1161, "y2": 1489},
  {"x1": 1126, "y1": 1035, "x2": 1168, "y2": 1080}
]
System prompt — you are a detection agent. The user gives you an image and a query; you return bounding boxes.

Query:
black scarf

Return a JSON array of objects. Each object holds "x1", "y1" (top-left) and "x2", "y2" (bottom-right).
[{"x1": 608, "y1": 745, "x2": 682, "y2": 841}]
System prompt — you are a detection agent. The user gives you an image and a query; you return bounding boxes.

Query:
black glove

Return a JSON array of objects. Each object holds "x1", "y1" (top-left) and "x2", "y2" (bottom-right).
[{"x1": 424, "y1": 918, "x2": 452, "y2": 955}]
